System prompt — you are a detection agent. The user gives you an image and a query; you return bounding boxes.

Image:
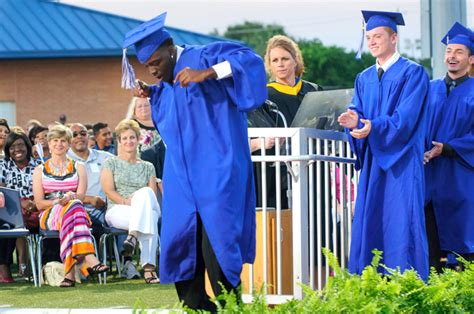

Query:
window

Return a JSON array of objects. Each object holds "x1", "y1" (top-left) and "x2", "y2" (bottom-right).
[{"x1": 0, "y1": 102, "x2": 16, "y2": 125}]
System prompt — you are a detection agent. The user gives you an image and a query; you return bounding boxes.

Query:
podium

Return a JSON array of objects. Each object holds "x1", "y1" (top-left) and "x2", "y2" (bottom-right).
[
  {"x1": 241, "y1": 209, "x2": 293, "y2": 295},
  {"x1": 205, "y1": 209, "x2": 293, "y2": 297}
]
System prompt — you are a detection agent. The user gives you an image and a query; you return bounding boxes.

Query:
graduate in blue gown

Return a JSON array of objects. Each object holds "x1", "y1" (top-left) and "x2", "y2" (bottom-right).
[
  {"x1": 338, "y1": 11, "x2": 429, "y2": 280},
  {"x1": 424, "y1": 22, "x2": 474, "y2": 270},
  {"x1": 121, "y1": 13, "x2": 267, "y2": 311}
]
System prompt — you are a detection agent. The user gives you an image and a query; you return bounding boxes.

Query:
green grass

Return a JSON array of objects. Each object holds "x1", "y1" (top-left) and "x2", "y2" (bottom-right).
[{"x1": 0, "y1": 277, "x2": 180, "y2": 309}]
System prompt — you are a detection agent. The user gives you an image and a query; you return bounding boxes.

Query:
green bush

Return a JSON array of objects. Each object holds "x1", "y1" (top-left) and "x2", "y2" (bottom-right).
[{"x1": 188, "y1": 249, "x2": 474, "y2": 313}]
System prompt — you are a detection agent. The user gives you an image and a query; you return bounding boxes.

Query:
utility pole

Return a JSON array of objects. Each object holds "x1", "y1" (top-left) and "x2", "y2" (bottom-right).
[{"x1": 420, "y1": 0, "x2": 467, "y2": 78}]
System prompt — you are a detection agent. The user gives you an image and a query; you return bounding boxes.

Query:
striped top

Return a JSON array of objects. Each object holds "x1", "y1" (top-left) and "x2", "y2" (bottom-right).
[{"x1": 41, "y1": 158, "x2": 79, "y2": 195}]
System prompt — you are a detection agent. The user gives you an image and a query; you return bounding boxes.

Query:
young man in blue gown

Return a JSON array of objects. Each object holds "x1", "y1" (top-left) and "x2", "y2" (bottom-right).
[
  {"x1": 338, "y1": 11, "x2": 430, "y2": 280},
  {"x1": 121, "y1": 12, "x2": 267, "y2": 311},
  {"x1": 424, "y1": 22, "x2": 474, "y2": 271}
]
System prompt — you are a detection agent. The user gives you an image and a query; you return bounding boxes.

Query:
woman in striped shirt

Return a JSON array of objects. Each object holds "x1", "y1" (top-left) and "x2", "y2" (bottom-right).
[{"x1": 32, "y1": 125, "x2": 108, "y2": 287}]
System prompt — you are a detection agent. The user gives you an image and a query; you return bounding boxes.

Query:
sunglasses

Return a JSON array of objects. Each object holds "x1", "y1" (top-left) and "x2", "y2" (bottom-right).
[{"x1": 73, "y1": 130, "x2": 88, "y2": 138}]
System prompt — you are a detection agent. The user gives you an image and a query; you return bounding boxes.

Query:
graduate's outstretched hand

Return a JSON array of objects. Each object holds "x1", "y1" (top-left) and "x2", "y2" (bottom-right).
[
  {"x1": 175, "y1": 67, "x2": 217, "y2": 87},
  {"x1": 350, "y1": 119, "x2": 371, "y2": 139},
  {"x1": 133, "y1": 79, "x2": 150, "y2": 98},
  {"x1": 423, "y1": 141, "x2": 443, "y2": 164},
  {"x1": 337, "y1": 109, "x2": 359, "y2": 129}
]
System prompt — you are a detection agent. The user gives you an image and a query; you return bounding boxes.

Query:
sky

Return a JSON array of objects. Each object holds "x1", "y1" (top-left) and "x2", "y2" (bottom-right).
[{"x1": 62, "y1": 0, "x2": 474, "y2": 58}]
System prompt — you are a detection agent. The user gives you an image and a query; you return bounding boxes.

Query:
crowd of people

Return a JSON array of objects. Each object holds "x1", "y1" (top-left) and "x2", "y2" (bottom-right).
[
  {"x1": 0, "y1": 116, "x2": 164, "y2": 286},
  {"x1": 0, "y1": 8, "x2": 472, "y2": 313}
]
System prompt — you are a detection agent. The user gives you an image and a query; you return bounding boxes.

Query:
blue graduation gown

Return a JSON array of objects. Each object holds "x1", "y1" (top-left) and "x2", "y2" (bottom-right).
[
  {"x1": 149, "y1": 43, "x2": 267, "y2": 286},
  {"x1": 346, "y1": 57, "x2": 429, "y2": 280},
  {"x1": 425, "y1": 78, "x2": 474, "y2": 254}
]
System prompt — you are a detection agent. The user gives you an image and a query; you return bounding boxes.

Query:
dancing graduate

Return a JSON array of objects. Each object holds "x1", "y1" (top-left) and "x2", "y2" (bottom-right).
[{"x1": 121, "y1": 12, "x2": 267, "y2": 311}]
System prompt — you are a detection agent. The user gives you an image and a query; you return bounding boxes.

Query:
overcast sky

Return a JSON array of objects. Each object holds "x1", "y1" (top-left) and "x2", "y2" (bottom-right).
[{"x1": 62, "y1": 0, "x2": 474, "y2": 58}]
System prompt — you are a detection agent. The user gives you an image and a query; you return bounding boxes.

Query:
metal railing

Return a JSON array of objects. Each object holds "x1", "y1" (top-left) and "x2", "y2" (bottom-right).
[{"x1": 243, "y1": 128, "x2": 358, "y2": 304}]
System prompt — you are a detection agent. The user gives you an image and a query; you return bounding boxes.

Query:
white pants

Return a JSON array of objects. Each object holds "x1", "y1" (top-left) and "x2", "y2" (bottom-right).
[{"x1": 105, "y1": 187, "x2": 160, "y2": 267}]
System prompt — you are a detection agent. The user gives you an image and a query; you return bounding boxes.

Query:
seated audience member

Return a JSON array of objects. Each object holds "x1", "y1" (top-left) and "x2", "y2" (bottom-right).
[
  {"x1": 29, "y1": 125, "x2": 50, "y2": 162},
  {"x1": 101, "y1": 119, "x2": 160, "y2": 284},
  {"x1": 67, "y1": 123, "x2": 113, "y2": 236},
  {"x1": 32, "y1": 125, "x2": 108, "y2": 288},
  {"x1": 10, "y1": 126, "x2": 26, "y2": 135},
  {"x1": 140, "y1": 140, "x2": 166, "y2": 193},
  {"x1": 0, "y1": 132, "x2": 41, "y2": 278},
  {"x1": 25, "y1": 119, "x2": 42, "y2": 134},
  {"x1": 83, "y1": 124, "x2": 96, "y2": 149},
  {"x1": 92, "y1": 122, "x2": 116, "y2": 155},
  {"x1": 0, "y1": 119, "x2": 11, "y2": 159},
  {"x1": 87, "y1": 131, "x2": 96, "y2": 149},
  {"x1": 126, "y1": 97, "x2": 162, "y2": 154},
  {"x1": 59, "y1": 114, "x2": 67, "y2": 125}
]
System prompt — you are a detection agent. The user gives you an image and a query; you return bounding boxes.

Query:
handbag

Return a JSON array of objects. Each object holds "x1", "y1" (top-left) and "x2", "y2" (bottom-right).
[{"x1": 42, "y1": 262, "x2": 81, "y2": 286}]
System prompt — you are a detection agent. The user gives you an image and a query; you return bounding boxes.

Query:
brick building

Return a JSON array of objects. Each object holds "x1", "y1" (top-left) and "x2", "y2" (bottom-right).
[{"x1": 0, "y1": 0, "x2": 233, "y2": 129}]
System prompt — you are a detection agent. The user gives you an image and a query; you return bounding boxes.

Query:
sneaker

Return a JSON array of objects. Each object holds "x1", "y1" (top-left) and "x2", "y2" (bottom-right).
[{"x1": 121, "y1": 261, "x2": 140, "y2": 279}]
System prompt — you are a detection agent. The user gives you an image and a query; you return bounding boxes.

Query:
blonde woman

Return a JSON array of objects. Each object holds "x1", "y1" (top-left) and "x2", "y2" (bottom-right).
[
  {"x1": 126, "y1": 97, "x2": 161, "y2": 153},
  {"x1": 101, "y1": 119, "x2": 160, "y2": 284},
  {"x1": 249, "y1": 35, "x2": 323, "y2": 208},
  {"x1": 32, "y1": 125, "x2": 108, "y2": 288},
  {"x1": 264, "y1": 34, "x2": 322, "y2": 127}
]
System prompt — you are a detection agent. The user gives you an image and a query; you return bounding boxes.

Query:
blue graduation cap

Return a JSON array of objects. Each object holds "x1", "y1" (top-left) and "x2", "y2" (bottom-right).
[
  {"x1": 355, "y1": 10, "x2": 405, "y2": 59},
  {"x1": 362, "y1": 11, "x2": 405, "y2": 33},
  {"x1": 441, "y1": 22, "x2": 474, "y2": 53},
  {"x1": 121, "y1": 12, "x2": 171, "y2": 89}
]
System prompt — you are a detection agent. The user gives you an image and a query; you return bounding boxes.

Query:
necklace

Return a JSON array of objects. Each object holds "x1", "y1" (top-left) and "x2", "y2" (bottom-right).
[{"x1": 49, "y1": 159, "x2": 69, "y2": 176}]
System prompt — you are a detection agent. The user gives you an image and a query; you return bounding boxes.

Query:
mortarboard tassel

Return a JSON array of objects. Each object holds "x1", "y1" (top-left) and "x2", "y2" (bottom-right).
[
  {"x1": 355, "y1": 20, "x2": 365, "y2": 60},
  {"x1": 122, "y1": 48, "x2": 136, "y2": 89}
]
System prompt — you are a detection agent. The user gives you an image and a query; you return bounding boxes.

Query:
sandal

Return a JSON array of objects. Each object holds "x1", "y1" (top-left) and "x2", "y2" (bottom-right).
[
  {"x1": 59, "y1": 277, "x2": 75, "y2": 288},
  {"x1": 123, "y1": 234, "x2": 138, "y2": 255},
  {"x1": 87, "y1": 263, "x2": 109, "y2": 275},
  {"x1": 143, "y1": 270, "x2": 160, "y2": 284}
]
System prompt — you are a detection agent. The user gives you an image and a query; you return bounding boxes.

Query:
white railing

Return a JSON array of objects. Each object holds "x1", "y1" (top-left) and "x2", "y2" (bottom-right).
[{"x1": 243, "y1": 128, "x2": 358, "y2": 304}]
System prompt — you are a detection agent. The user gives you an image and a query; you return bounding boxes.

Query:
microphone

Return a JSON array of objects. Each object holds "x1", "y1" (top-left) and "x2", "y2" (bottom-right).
[{"x1": 264, "y1": 99, "x2": 279, "y2": 110}]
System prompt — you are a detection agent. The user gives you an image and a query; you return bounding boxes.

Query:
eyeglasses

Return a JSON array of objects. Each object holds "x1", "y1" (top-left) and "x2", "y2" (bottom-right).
[{"x1": 73, "y1": 130, "x2": 88, "y2": 138}]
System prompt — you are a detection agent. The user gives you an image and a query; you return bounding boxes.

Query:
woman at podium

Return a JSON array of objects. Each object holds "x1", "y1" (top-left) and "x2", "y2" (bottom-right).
[{"x1": 249, "y1": 35, "x2": 323, "y2": 209}]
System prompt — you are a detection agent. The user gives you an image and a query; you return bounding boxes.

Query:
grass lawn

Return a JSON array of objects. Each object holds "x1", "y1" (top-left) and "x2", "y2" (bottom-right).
[{"x1": 0, "y1": 277, "x2": 180, "y2": 309}]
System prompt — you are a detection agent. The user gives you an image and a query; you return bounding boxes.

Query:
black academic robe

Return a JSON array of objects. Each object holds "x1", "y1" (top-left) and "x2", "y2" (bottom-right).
[{"x1": 249, "y1": 79, "x2": 322, "y2": 209}]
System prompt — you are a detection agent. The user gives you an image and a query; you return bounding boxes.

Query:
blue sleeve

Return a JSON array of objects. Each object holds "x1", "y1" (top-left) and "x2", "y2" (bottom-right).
[
  {"x1": 200, "y1": 42, "x2": 267, "y2": 112},
  {"x1": 345, "y1": 74, "x2": 367, "y2": 170},
  {"x1": 447, "y1": 129, "x2": 474, "y2": 169},
  {"x1": 368, "y1": 65, "x2": 429, "y2": 170}
]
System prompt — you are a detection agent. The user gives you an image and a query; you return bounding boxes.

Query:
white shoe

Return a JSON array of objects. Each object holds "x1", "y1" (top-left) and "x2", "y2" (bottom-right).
[{"x1": 121, "y1": 261, "x2": 140, "y2": 279}]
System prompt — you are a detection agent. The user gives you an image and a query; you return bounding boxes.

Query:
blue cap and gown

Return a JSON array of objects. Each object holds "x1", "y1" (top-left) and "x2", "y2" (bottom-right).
[
  {"x1": 347, "y1": 11, "x2": 429, "y2": 280},
  {"x1": 425, "y1": 22, "x2": 474, "y2": 254},
  {"x1": 356, "y1": 11, "x2": 405, "y2": 59},
  {"x1": 122, "y1": 13, "x2": 267, "y2": 286}
]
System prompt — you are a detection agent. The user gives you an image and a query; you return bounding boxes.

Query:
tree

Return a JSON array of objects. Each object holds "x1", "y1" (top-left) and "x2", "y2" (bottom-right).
[
  {"x1": 216, "y1": 22, "x2": 377, "y2": 88},
  {"x1": 298, "y1": 39, "x2": 374, "y2": 89},
  {"x1": 221, "y1": 22, "x2": 287, "y2": 56}
]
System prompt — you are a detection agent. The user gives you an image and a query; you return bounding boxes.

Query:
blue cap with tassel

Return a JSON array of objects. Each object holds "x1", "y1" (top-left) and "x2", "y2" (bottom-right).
[
  {"x1": 355, "y1": 10, "x2": 405, "y2": 60},
  {"x1": 121, "y1": 12, "x2": 171, "y2": 89},
  {"x1": 441, "y1": 22, "x2": 474, "y2": 53}
]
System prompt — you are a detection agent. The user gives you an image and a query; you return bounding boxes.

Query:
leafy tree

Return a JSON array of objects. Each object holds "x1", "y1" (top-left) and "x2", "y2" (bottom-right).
[
  {"x1": 216, "y1": 22, "x2": 429, "y2": 89},
  {"x1": 221, "y1": 21, "x2": 286, "y2": 56},
  {"x1": 298, "y1": 39, "x2": 374, "y2": 89}
]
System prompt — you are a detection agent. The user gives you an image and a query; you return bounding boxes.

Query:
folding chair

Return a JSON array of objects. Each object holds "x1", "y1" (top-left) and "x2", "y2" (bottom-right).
[
  {"x1": 0, "y1": 187, "x2": 38, "y2": 286},
  {"x1": 37, "y1": 226, "x2": 102, "y2": 286},
  {"x1": 99, "y1": 225, "x2": 128, "y2": 284}
]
